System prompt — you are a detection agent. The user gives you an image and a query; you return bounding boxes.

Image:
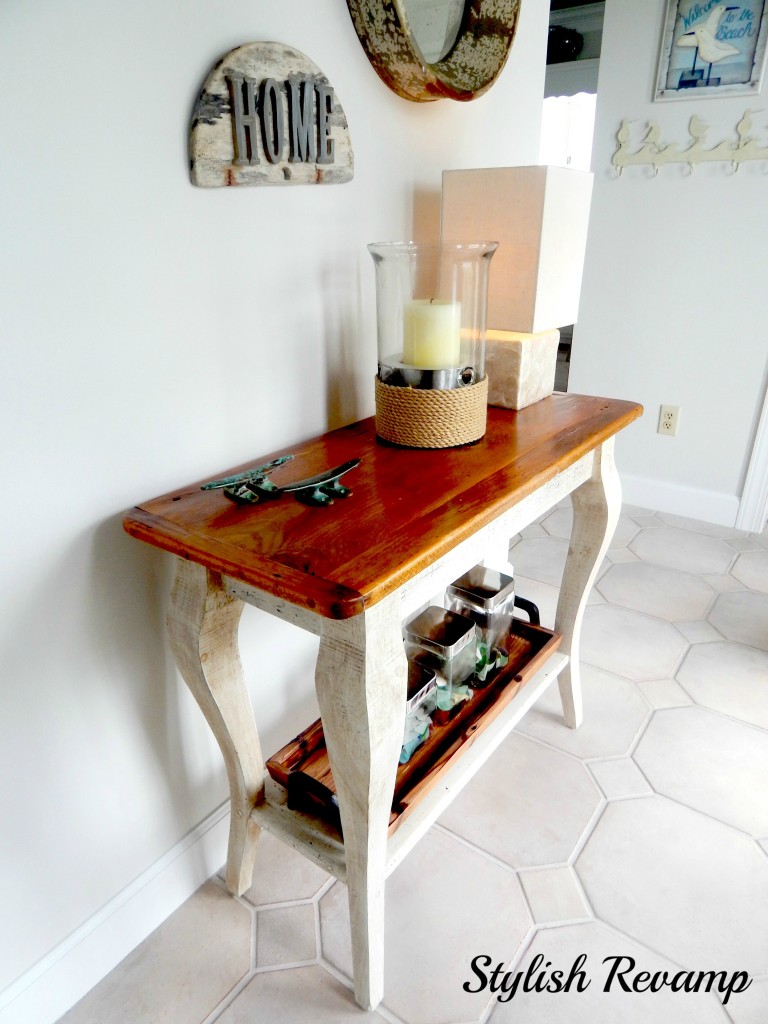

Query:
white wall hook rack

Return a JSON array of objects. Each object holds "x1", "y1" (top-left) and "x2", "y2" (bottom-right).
[{"x1": 612, "y1": 110, "x2": 768, "y2": 176}]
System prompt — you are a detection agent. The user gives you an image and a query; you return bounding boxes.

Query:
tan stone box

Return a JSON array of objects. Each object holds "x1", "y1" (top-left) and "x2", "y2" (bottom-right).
[{"x1": 485, "y1": 329, "x2": 561, "y2": 410}]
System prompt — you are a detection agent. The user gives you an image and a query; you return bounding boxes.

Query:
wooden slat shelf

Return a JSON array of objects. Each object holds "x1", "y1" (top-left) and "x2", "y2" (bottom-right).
[
  {"x1": 251, "y1": 648, "x2": 569, "y2": 882},
  {"x1": 265, "y1": 618, "x2": 562, "y2": 840},
  {"x1": 385, "y1": 650, "x2": 569, "y2": 877}
]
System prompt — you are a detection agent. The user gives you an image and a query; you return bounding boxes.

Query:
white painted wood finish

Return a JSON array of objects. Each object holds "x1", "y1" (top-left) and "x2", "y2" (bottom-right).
[
  {"x1": 164, "y1": 438, "x2": 620, "y2": 1010},
  {"x1": 223, "y1": 576, "x2": 324, "y2": 635},
  {"x1": 252, "y1": 778, "x2": 347, "y2": 880},
  {"x1": 314, "y1": 594, "x2": 408, "y2": 1010},
  {"x1": 166, "y1": 562, "x2": 264, "y2": 896},
  {"x1": 555, "y1": 438, "x2": 621, "y2": 727}
]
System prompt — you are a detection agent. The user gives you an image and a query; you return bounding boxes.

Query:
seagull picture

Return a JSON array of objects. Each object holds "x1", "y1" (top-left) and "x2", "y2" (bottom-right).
[{"x1": 677, "y1": 5, "x2": 740, "y2": 84}]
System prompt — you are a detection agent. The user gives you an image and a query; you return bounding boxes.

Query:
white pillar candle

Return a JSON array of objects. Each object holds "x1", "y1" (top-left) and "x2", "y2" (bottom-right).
[{"x1": 403, "y1": 299, "x2": 462, "y2": 368}]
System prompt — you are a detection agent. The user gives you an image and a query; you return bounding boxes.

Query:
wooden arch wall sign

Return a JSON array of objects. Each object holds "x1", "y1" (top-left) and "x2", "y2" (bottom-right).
[
  {"x1": 190, "y1": 42, "x2": 354, "y2": 187},
  {"x1": 346, "y1": 0, "x2": 521, "y2": 102}
]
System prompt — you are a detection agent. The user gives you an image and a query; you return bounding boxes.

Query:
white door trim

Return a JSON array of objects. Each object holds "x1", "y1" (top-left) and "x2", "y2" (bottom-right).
[{"x1": 736, "y1": 382, "x2": 768, "y2": 532}]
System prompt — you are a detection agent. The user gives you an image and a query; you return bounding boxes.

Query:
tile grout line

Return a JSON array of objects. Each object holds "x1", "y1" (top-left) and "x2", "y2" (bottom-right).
[
  {"x1": 565, "y1": 797, "x2": 607, "y2": 867},
  {"x1": 650, "y1": 790, "x2": 768, "y2": 842}
]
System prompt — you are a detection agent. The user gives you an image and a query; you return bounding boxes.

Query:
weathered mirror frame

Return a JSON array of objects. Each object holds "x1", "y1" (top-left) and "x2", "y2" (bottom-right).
[{"x1": 346, "y1": 0, "x2": 522, "y2": 102}]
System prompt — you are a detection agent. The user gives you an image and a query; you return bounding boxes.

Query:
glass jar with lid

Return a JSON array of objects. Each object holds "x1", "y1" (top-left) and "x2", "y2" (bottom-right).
[
  {"x1": 446, "y1": 565, "x2": 516, "y2": 685},
  {"x1": 403, "y1": 606, "x2": 476, "y2": 713}
]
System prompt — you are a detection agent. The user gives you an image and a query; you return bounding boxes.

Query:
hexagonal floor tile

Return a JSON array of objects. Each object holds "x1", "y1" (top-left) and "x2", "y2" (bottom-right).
[
  {"x1": 540, "y1": 507, "x2": 640, "y2": 549},
  {"x1": 589, "y1": 758, "x2": 653, "y2": 799},
  {"x1": 703, "y1": 572, "x2": 747, "y2": 593},
  {"x1": 633, "y1": 707, "x2": 768, "y2": 835},
  {"x1": 731, "y1": 536, "x2": 767, "y2": 552},
  {"x1": 654, "y1": 512, "x2": 746, "y2": 540},
  {"x1": 319, "y1": 828, "x2": 531, "y2": 1024},
  {"x1": 659, "y1": 509, "x2": 749, "y2": 540},
  {"x1": 629, "y1": 527, "x2": 736, "y2": 574},
  {"x1": 630, "y1": 513, "x2": 663, "y2": 529},
  {"x1": 708, "y1": 591, "x2": 768, "y2": 652},
  {"x1": 438, "y1": 732, "x2": 601, "y2": 868},
  {"x1": 595, "y1": 562, "x2": 715, "y2": 622},
  {"x1": 512, "y1": 575, "x2": 604, "y2": 632},
  {"x1": 676, "y1": 620, "x2": 723, "y2": 643},
  {"x1": 239, "y1": 829, "x2": 330, "y2": 907},
  {"x1": 256, "y1": 903, "x2": 317, "y2": 967},
  {"x1": 676, "y1": 641, "x2": 768, "y2": 730},
  {"x1": 489, "y1": 921, "x2": 730, "y2": 1023},
  {"x1": 216, "y1": 965, "x2": 388, "y2": 1023},
  {"x1": 509, "y1": 536, "x2": 569, "y2": 588},
  {"x1": 602, "y1": 548, "x2": 640, "y2": 565},
  {"x1": 725, "y1": 975, "x2": 768, "y2": 1024},
  {"x1": 580, "y1": 604, "x2": 688, "y2": 681},
  {"x1": 539, "y1": 505, "x2": 573, "y2": 539},
  {"x1": 518, "y1": 866, "x2": 590, "y2": 924},
  {"x1": 731, "y1": 549, "x2": 768, "y2": 594},
  {"x1": 57, "y1": 881, "x2": 252, "y2": 1024},
  {"x1": 636, "y1": 678, "x2": 694, "y2": 709},
  {"x1": 516, "y1": 664, "x2": 649, "y2": 759},
  {"x1": 576, "y1": 796, "x2": 768, "y2": 973}
]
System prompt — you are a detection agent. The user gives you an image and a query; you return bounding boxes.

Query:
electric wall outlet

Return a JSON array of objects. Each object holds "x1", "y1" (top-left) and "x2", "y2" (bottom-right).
[{"x1": 658, "y1": 405, "x2": 681, "y2": 436}]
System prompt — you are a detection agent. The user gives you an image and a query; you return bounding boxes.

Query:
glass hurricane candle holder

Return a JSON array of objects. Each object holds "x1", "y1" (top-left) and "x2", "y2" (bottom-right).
[{"x1": 368, "y1": 241, "x2": 497, "y2": 448}]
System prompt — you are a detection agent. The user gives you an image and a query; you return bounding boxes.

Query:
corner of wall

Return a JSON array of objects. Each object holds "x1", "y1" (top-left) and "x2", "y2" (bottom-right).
[{"x1": 0, "y1": 806, "x2": 229, "y2": 1024}]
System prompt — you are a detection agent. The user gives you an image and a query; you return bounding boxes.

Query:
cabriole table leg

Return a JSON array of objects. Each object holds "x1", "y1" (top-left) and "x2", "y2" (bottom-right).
[
  {"x1": 167, "y1": 559, "x2": 264, "y2": 896},
  {"x1": 555, "y1": 438, "x2": 622, "y2": 728},
  {"x1": 314, "y1": 593, "x2": 409, "y2": 1011}
]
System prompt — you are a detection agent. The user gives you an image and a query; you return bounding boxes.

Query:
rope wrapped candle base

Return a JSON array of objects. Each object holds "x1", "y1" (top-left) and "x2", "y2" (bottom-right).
[{"x1": 375, "y1": 375, "x2": 488, "y2": 448}]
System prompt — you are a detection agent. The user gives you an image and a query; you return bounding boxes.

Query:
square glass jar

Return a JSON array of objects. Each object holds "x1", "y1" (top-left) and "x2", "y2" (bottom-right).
[
  {"x1": 401, "y1": 660, "x2": 437, "y2": 764},
  {"x1": 403, "y1": 606, "x2": 476, "y2": 712},
  {"x1": 446, "y1": 565, "x2": 516, "y2": 682}
]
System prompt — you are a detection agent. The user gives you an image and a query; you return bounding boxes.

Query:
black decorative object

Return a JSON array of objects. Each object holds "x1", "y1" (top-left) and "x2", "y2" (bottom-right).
[{"x1": 547, "y1": 25, "x2": 584, "y2": 64}]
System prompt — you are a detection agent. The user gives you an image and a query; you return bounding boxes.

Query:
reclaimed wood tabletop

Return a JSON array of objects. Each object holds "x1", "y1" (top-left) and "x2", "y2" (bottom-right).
[{"x1": 123, "y1": 394, "x2": 642, "y2": 619}]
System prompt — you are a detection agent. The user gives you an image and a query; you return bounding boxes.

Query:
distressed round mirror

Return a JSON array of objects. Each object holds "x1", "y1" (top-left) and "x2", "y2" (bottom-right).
[{"x1": 346, "y1": 0, "x2": 521, "y2": 102}]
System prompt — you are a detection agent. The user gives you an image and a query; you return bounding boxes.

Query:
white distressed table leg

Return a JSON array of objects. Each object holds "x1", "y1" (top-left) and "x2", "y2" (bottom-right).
[
  {"x1": 167, "y1": 559, "x2": 264, "y2": 896},
  {"x1": 314, "y1": 593, "x2": 408, "y2": 1012},
  {"x1": 554, "y1": 438, "x2": 621, "y2": 728}
]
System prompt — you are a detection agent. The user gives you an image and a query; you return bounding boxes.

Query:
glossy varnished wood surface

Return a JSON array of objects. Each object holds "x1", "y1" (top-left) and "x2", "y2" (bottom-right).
[{"x1": 123, "y1": 394, "x2": 642, "y2": 618}]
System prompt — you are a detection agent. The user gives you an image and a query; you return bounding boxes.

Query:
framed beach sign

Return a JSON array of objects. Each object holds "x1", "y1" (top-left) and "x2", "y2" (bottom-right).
[{"x1": 655, "y1": 0, "x2": 768, "y2": 99}]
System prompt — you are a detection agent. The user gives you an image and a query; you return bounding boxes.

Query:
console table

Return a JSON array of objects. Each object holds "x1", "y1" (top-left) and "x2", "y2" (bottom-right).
[{"x1": 123, "y1": 393, "x2": 641, "y2": 1011}]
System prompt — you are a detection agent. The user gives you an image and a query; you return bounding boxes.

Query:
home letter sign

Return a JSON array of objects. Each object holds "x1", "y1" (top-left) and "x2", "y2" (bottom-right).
[{"x1": 190, "y1": 43, "x2": 353, "y2": 187}]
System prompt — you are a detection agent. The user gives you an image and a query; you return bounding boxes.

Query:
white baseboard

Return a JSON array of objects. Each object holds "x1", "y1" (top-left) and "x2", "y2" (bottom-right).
[
  {"x1": 620, "y1": 473, "x2": 741, "y2": 529},
  {"x1": 0, "y1": 803, "x2": 230, "y2": 1024}
]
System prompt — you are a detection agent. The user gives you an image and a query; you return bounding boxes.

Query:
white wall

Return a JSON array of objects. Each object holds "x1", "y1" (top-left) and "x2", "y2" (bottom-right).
[
  {"x1": 569, "y1": 0, "x2": 768, "y2": 525},
  {"x1": 0, "y1": 2, "x2": 549, "y2": 1021}
]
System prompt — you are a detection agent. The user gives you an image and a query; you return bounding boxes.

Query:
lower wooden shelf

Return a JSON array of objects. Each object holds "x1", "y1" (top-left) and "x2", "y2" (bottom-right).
[
  {"x1": 265, "y1": 618, "x2": 562, "y2": 838},
  {"x1": 251, "y1": 648, "x2": 570, "y2": 883}
]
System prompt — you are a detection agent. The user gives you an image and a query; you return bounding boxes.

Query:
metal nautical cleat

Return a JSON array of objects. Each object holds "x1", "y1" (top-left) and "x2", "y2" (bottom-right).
[{"x1": 202, "y1": 455, "x2": 360, "y2": 507}]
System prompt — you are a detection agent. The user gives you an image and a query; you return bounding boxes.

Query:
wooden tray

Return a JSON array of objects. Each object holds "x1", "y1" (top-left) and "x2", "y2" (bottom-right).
[{"x1": 265, "y1": 617, "x2": 562, "y2": 836}]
